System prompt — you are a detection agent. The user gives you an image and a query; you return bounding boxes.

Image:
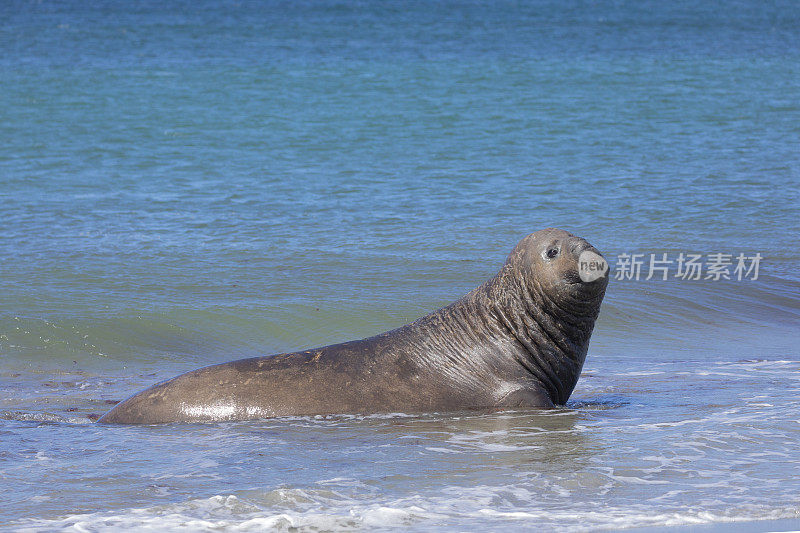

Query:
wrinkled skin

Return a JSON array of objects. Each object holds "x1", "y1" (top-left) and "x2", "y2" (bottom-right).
[{"x1": 99, "y1": 228, "x2": 608, "y2": 424}]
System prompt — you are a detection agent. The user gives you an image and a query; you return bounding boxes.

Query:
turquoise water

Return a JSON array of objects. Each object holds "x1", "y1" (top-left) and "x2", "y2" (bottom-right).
[{"x1": 2, "y1": 0, "x2": 800, "y2": 530}]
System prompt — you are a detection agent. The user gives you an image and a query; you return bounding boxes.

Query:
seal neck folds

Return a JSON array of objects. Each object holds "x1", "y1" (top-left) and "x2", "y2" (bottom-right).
[
  {"x1": 470, "y1": 241, "x2": 607, "y2": 406},
  {"x1": 494, "y1": 275, "x2": 599, "y2": 405}
]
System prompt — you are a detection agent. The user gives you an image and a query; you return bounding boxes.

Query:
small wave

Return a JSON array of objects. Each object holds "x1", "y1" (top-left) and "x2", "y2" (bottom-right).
[{"x1": 597, "y1": 274, "x2": 800, "y2": 337}]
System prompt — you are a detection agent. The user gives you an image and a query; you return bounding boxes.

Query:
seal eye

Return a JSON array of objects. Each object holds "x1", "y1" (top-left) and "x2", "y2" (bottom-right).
[{"x1": 546, "y1": 248, "x2": 559, "y2": 259}]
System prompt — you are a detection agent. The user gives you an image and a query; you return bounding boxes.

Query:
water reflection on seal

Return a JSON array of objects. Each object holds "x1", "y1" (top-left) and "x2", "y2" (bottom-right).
[{"x1": 99, "y1": 228, "x2": 609, "y2": 424}]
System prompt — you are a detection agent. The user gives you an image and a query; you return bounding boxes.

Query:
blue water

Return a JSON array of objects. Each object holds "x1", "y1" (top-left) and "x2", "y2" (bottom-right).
[{"x1": 2, "y1": 1, "x2": 800, "y2": 530}]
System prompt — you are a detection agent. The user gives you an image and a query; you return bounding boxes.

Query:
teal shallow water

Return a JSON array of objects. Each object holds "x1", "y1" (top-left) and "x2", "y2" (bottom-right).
[{"x1": 2, "y1": 0, "x2": 800, "y2": 530}]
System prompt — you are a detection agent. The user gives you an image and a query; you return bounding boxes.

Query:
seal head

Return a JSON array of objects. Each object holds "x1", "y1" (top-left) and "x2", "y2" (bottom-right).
[{"x1": 476, "y1": 228, "x2": 608, "y2": 406}]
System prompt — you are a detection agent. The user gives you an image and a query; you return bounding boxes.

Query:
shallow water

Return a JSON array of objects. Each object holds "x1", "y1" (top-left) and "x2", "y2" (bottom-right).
[{"x1": 2, "y1": 0, "x2": 800, "y2": 531}]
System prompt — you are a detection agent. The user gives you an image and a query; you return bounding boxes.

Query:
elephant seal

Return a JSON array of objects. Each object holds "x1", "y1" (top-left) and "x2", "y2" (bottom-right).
[{"x1": 98, "y1": 228, "x2": 608, "y2": 424}]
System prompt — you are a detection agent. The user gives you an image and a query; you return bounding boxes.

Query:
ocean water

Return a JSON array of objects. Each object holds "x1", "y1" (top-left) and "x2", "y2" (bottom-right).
[{"x1": 2, "y1": 0, "x2": 800, "y2": 530}]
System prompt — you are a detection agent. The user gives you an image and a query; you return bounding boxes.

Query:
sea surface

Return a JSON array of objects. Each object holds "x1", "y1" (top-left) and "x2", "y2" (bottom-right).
[{"x1": 2, "y1": 0, "x2": 800, "y2": 531}]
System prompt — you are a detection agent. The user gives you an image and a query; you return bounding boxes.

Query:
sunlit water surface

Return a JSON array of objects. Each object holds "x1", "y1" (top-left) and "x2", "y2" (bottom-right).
[{"x1": 1, "y1": 0, "x2": 799, "y2": 531}]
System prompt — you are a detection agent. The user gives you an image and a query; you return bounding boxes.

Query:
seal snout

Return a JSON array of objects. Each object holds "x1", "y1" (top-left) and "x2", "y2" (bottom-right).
[{"x1": 568, "y1": 237, "x2": 595, "y2": 257}]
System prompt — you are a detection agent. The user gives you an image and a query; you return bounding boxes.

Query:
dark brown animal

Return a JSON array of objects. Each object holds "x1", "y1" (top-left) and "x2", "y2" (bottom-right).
[{"x1": 98, "y1": 228, "x2": 608, "y2": 424}]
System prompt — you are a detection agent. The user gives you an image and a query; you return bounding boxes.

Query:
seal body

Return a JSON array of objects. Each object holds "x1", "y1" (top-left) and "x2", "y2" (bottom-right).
[{"x1": 98, "y1": 228, "x2": 608, "y2": 424}]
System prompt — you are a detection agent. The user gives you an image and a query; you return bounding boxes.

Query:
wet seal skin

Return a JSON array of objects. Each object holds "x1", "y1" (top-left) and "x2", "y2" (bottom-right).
[{"x1": 98, "y1": 228, "x2": 609, "y2": 424}]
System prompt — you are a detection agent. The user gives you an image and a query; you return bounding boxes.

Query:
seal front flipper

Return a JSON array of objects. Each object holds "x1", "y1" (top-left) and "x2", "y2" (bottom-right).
[{"x1": 498, "y1": 386, "x2": 555, "y2": 409}]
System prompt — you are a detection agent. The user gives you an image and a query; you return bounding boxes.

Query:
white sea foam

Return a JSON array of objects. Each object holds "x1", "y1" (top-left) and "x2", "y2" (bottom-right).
[
  {"x1": 0, "y1": 410, "x2": 91, "y2": 424},
  {"x1": 12, "y1": 492, "x2": 800, "y2": 533}
]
